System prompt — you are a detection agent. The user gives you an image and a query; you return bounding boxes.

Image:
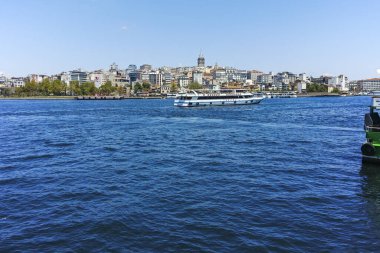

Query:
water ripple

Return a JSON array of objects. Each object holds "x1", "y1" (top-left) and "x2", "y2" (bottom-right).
[{"x1": 0, "y1": 97, "x2": 379, "y2": 252}]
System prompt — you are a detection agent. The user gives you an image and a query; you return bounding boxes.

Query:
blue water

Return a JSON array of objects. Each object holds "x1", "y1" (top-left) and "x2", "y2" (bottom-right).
[{"x1": 1, "y1": 97, "x2": 380, "y2": 252}]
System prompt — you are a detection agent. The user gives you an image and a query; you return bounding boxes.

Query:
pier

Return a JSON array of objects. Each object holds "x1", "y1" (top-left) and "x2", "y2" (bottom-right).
[
  {"x1": 75, "y1": 96, "x2": 125, "y2": 100},
  {"x1": 75, "y1": 96, "x2": 165, "y2": 100}
]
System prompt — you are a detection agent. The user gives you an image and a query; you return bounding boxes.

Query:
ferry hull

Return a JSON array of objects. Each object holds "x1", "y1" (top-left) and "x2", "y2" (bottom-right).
[
  {"x1": 362, "y1": 155, "x2": 380, "y2": 164},
  {"x1": 174, "y1": 97, "x2": 263, "y2": 107}
]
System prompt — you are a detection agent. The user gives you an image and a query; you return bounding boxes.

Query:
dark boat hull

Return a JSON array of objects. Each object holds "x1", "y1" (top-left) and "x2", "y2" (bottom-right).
[{"x1": 362, "y1": 155, "x2": 380, "y2": 164}]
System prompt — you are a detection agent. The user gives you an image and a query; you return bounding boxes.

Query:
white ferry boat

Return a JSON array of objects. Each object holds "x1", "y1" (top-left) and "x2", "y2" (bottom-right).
[
  {"x1": 174, "y1": 89, "x2": 264, "y2": 107},
  {"x1": 264, "y1": 92, "x2": 297, "y2": 98},
  {"x1": 166, "y1": 92, "x2": 186, "y2": 99},
  {"x1": 166, "y1": 93, "x2": 177, "y2": 98}
]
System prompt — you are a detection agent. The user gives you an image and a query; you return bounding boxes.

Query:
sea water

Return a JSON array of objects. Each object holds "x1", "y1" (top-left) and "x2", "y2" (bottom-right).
[{"x1": 1, "y1": 96, "x2": 379, "y2": 252}]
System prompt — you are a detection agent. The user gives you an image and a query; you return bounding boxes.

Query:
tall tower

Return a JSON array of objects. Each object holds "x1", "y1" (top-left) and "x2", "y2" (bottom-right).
[{"x1": 197, "y1": 52, "x2": 205, "y2": 68}]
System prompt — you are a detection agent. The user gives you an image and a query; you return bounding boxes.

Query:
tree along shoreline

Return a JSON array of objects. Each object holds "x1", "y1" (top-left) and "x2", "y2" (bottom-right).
[
  {"x1": 1, "y1": 79, "x2": 125, "y2": 97},
  {"x1": 1, "y1": 80, "x2": 343, "y2": 98},
  {"x1": 0, "y1": 96, "x2": 76, "y2": 100}
]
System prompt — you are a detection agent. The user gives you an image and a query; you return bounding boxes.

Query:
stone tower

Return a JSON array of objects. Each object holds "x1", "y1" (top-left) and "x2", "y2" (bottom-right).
[{"x1": 197, "y1": 53, "x2": 205, "y2": 68}]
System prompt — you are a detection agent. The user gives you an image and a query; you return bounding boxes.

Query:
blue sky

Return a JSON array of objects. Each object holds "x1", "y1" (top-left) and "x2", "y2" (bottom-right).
[{"x1": 1, "y1": 0, "x2": 379, "y2": 80}]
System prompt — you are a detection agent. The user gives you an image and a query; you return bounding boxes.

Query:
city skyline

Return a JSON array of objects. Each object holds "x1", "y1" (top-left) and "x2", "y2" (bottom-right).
[{"x1": 1, "y1": 0, "x2": 380, "y2": 79}]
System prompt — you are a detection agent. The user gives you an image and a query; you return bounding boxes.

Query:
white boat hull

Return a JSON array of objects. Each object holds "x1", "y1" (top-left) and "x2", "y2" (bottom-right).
[{"x1": 174, "y1": 97, "x2": 263, "y2": 107}]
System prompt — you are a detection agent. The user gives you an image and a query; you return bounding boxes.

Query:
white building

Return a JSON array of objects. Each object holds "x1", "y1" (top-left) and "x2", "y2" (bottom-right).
[
  {"x1": 59, "y1": 72, "x2": 71, "y2": 85},
  {"x1": 273, "y1": 72, "x2": 290, "y2": 90},
  {"x1": 358, "y1": 78, "x2": 380, "y2": 92},
  {"x1": 192, "y1": 71, "x2": 203, "y2": 84},
  {"x1": 89, "y1": 71, "x2": 107, "y2": 88},
  {"x1": 328, "y1": 75, "x2": 348, "y2": 91},
  {"x1": 224, "y1": 68, "x2": 247, "y2": 83},
  {"x1": 299, "y1": 73, "x2": 308, "y2": 82},
  {"x1": 213, "y1": 69, "x2": 227, "y2": 84},
  {"x1": 6, "y1": 77, "x2": 25, "y2": 87},
  {"x1": 160, "y1": 84, "x2": 171, "y2": 94},
  {"x1": 162, "y1": 73, "x2": 173, "y2": 86},
  {"x1": 70, "y1": 69, "x2": 88, "y2": 84},
  {"x1": 257, "y1": 73, "x2": 273, "y2": 86},
  {"x1": 248, "y1": 70, "x2": 263, "y2": 84},
  {"x1": 141, "y1": 73, "x2": 150, "y2": 83},
  {"x1": 0, "y1": 73, "x2": 7, "y2": 87},
  {"x1": 178, "y1": 75, "x2": 189, "y2": 88},
  {"x1": 28, "y1": 74, "x2": 48, "y2": 83},
  {"x1": 347, "y1": 81, "x2": 358, "y2": 91},
  {"x1": 297, "y1": 81, "x2": 307, "y2": 93},
  {"x1": 140, "y1": 64, "x2": 152, "y2": 72},
  {"x1": 109, "y1": 62, "x2": 118, "y2": 74},
  {"x1": 148, "y1": 71, "x2": 162, "y2": 89},
  {"x1": 107, "y1": 71, "x2": 129, "y2": 87}
]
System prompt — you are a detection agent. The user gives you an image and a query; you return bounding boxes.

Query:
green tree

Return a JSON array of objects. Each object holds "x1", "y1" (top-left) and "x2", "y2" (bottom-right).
[
  {"x1": 116, "y1": 85, "x2": 125, "y2": 95},
  {"x1": 24, "y1": 80, "x2": 38, "y2": 96},
  {"x1": 142, "y1": 82, "x2": 151, "y2": 91},
  {"x1": 170, "y1": 82, "x2": 178, "y2": 92},
  {"x1": 307, "y1": 83, "x2": 327, "y2": 92},
  {"x1": 188, "y1": 82, "x2": 203, "y2": 90},
  {"x1": 51, "y1": 80, "x2": 66, "y2": 95},
  {"x1": 332, "y1": 88, "x2": 340, "y2": 93},
  {"x1": 306, "y1": 83, "x2": 315, "y2": 92},
  {"x1": 38, "y1": 78, "x2": 52, "y2": 95},
  {"x1": 15, "y1": 86, "x2": 25, "y2": 96},
  {"x1": 81, "y1": 82, "x2": 97, "y2": 95},
  {"x1": 1, "y1": 87, "x2": 13, "y2": 96},
  {"x1": 133, "y1": 82, "x2": 142, "y2": 94},
  {"x1": 69, "y1": 81, "x2": 81, "y2": 95},
  {"x1": 99, "y1": 81, "x2": 116, "y2": 95}
]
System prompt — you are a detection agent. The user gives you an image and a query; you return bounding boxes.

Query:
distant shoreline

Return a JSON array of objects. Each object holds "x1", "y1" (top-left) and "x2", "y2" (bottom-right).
[
  {"x1": 297, "y1": 93, "x2": 341, "y2": 97},
  {"x1": 0, "y1": 96, "x2": 75, "y2": 100},
  {"x1": 0, "y1": 96, "x2": 164, "y2": 100},
  {"x1": 0, "y1": 93, "x2": 363, "y2": 100}
]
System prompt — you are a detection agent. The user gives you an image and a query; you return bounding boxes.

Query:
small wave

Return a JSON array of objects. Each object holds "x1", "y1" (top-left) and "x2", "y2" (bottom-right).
[
  {"x1": 259, "y1": 122, "x2": 362, "y2": 132},
  {"x1": 234, "y1": 140, "x2": 255, "y2": 145},
  {"x1": 0, "y1": 165, "x2": 16, "y2": 171},
  {"x1": 169, "y1": 116, "x2": 225, "y2": 124},
  {"x1": 44, "y1": 190, "x2": 108, "y2": 202},
  {"x1": 104, "y1": 147, "x2": 118, "y2": 152},
  {"x1": 115, "y1": 169, "x2": 126, "y2": 175},
  {"x1": 20, "y1": 154, "x2": 54, "y2": 161},
  {"x1": 0, "y1": 177, "x2": 20, "y2": 185},
  {"x1": 45, "y1": 142, "x2": 75, "y2": 147}
]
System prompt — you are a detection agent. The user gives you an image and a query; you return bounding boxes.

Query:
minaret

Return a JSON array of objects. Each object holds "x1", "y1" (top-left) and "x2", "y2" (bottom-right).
[{"x1": 197, "y1": 52, "x2": 205, "y2": 68}]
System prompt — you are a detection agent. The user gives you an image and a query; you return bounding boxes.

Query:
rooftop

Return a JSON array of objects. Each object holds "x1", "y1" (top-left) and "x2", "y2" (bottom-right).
[{"x1": 360, "y1": 78, "x2": 380, "y2": 81}]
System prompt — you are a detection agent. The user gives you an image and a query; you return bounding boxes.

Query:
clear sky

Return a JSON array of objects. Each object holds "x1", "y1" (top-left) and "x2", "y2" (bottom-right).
[{"x1": 1, "y1": 0, "x2": 379, "y2": 80}]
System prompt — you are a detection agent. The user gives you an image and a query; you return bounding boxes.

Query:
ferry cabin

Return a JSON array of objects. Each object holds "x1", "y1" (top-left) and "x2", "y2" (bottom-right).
[{"x1": 174, "y1": 90, "x2": 263, "y2": 107}]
